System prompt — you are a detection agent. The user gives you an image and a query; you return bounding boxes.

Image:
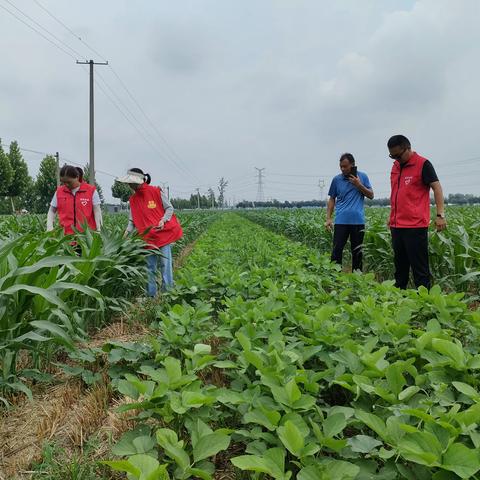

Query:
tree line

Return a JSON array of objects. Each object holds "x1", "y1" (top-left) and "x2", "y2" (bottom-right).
[
  {"x1": 0, "y1": 139, "x2": 104, "y2": 214},
  {"x1": 235, "y1": 194, "x2": 480, "y2": 209},
  {"x1": 1, "y1": 138, "x2": 478, "y2": 213},
  {"x1": 0, "y1": 138, "x2": 231, "y2": 213},
  {"x1": 111, "y1": 177, "x2": 230, "y2": 210}
]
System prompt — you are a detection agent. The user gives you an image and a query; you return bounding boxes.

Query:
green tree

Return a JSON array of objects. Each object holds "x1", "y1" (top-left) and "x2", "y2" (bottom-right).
[
  {"x1": 111, "y1": 180, "x2": 132, "y2": 203},
  {"x1": 171, "y1": 197, "x2": 191, "y2": 209},
  {"x1": 207, "y1": 187, "x2": 217, "y2": 208},
  {"x1": 18, "y1": 177, "x2": 35, "y2": 212},
  {"x1": 7, "y1": 141, "x2": 32, "y2": 212},
  {"x1": 218, "y1": 177, "x2": 228, "y2": 208},
  {"x1": 34, "y1": 155, "x2": 57, "y2": 213},
  {"x1": 0, "y1": 140, "x2": 13, "y2": 198}
]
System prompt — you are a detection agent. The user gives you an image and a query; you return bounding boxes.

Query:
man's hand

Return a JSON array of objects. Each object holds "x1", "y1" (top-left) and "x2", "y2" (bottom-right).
[
  {"x1": 348, "y1": 175, "x2": 361, "y2": 188},
  {"x1": 123, "y1": 230, "x2": 129, "y2": 239},
  {"x1": 325, "y1": 218, "x2": 333, "y2": 232},
  {"x1": 435, "y1": 216, "x2": 447, "y2": 232},
  {"x1": 156, "y1": 219, "x2": 165, "y2": 231}
]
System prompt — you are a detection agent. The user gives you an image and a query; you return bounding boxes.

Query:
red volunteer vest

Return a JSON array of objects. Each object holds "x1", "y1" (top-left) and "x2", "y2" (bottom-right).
[
  {"x1": 56, "y1": 183, "x2": 97, "y2": 235},
  {"x1": 389, "y1": 152, "x2": 431, "y2": 228},
  {"x1": 129, "y1": 183, "x2": 183, "y2": 248}
]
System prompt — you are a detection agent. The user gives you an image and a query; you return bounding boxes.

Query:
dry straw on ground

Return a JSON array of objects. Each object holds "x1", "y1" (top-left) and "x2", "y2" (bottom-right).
[
  {"x1": 0, "y1": 380, "x2": 83, "y2": 478},
  {"x1": 0, "y1": 320, "x2": 147, "y2": 478}
]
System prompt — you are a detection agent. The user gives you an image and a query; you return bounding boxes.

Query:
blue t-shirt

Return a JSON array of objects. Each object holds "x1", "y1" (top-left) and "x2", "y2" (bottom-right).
[{"x1": 328, "y1": 171, "x2": 372, "y2": 225}]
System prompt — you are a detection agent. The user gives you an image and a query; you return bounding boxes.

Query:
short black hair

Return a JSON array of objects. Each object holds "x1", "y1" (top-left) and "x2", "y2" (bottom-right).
[
  {"x1": 130, "y1": 168, "x2": 151, "y2": 184},
  {"x1": 387, "y1": 135, "x2": 411, "y2": 149},
  {"x1": 339, "y1": 153, "x2": 355, "y2": 165},
  {"x1": 76, "y1": 167, "x2": 84, "y2": 182},
  {"x1": 59, "y1": 164, "x2": 80, "y2": 179}
]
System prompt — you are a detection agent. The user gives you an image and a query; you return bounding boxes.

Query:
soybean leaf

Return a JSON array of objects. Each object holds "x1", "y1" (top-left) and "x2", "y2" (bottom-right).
[{"x1": 193, "y1": 432, "x2": 230, "y2": 462}]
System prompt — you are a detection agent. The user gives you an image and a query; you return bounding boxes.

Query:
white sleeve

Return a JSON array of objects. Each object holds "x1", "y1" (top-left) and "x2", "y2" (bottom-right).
[
  {"x1": 160, "y1": 189, "x2": 174, "y2": 222},
  {"x1": 50, "y1": 192, "x2": 58, "y2": 208},
  {"x1": 47, "y1": 206, "x2": 57, "y2": 231},
  {"x1": 126, "y1": 209, "x2": 135, "y2": 233},
  {"x1": 93, "y1": 204, "x2": 103, "y2": 230},
  {"x1": 92, "y1": 190, "x2": 101, "y2": 206}
]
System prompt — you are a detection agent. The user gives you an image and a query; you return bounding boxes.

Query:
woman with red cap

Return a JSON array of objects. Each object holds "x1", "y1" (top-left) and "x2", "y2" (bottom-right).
[
  {"x1": 47, "y1": 164, "x2": 102, "y2": 234},
  {"x1": 117, "y1": 168, "x2": 183, "y2": 297}
]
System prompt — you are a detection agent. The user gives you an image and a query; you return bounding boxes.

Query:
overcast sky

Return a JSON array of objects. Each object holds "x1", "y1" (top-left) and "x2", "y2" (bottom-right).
[{"x1": 1, "y1": 0, "x2": 480, "y2": 203}]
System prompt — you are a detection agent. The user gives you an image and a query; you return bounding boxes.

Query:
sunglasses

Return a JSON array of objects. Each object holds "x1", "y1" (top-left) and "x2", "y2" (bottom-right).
[{"x1": 389, "y1": 148, "x2": 407, "y2": 160}]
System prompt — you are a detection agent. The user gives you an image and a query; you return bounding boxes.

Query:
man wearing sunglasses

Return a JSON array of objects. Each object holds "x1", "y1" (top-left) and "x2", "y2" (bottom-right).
[{"x1": 388, "y1": 135, "x2": 446, "y2": 290}]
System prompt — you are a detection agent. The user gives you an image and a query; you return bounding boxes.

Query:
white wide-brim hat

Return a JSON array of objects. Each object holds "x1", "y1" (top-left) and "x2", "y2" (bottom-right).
[{"x1": 116, "y1": 170, "x2": 145, "y2": 184}]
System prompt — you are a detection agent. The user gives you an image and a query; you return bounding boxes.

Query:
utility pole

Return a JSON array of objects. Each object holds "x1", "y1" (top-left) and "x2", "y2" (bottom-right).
[
  {"x1": 76, "y1": 59, "x2": 108, "y2": 186},
  {"x1": 196, "y1": 188, "x2": 200, "y2": 209},
  {"x1": 318, "y1": 179, "x2": 325, "y2": 204},
  {"x1": 255, "y1": 167, "x2": 265, "y2": 203},
  {"x1": 55, "y1": 152, "x2": 60, "y2": 187}
]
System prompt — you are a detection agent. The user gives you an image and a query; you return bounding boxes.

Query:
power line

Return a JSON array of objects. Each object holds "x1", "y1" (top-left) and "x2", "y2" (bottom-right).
[
  {"x1": 268, "y1": 155, "x2": 480, "y2": 180},
  {"x1": 0, "y1": 142, "x2": 49, "y2": 156},
  {"x1": 31, "y1": 0, "x2": 201, "y2": 185},
  {"x1": 91, "y1": 74, "x2": 199, "y2": 181},
  {"x1": 268, "y1": 179, "x2": 320, "y2": 187},
  {"x1": 0, "y1": 141, "x2": 120, "y2": 179},
  {"x1": 107, "y1": 64, "x2": 201, "y2": 185},
  {"x1": 31, "y1": 0, "x2": 108, "y2": 62},
  {"x1": 2, "y1": 0, "x2": 85, "y2": 59},
  {"x1": 76, "y1": 59, "x2": 109, "y2": 186},
  {"x1": 94, "y1": 69, "x2": 198, "y2": 183},
  {"x1": 0, "y1": 1, "x2": 76, "y2": 59},
  {"x1": 4, "y1": 0, "x2": 201, "y2": 186},
  {"x1": 269, "y1": 173, "x2": 330, "y2": 178}
]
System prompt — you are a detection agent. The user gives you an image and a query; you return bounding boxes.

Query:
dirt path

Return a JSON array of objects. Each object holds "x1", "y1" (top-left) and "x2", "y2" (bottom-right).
[{"x1": 0, "y1": 320, "x2": 144, "y2": 479}]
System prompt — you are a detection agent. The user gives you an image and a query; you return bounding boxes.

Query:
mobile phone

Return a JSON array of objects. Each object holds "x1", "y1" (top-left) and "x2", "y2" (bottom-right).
[{"x1": 350, "y1": 166, "x2": 358, "y2": 177}]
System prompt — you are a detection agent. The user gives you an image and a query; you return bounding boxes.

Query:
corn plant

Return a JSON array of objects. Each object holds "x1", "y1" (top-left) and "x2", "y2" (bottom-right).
[{"x1": 241, "y1": 206, "x2": 480, "y2": 295}]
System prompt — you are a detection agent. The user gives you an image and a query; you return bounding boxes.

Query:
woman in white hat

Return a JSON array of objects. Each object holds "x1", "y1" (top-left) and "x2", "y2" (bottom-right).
[{"x1": 117, "y1": 168, "x2": 183, "y2": 297}]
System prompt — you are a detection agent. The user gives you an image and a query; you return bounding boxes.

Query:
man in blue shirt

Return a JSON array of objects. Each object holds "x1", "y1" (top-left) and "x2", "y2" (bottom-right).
[{"x1": 325, "y1": 153, "x2": 374, "y2": 271}]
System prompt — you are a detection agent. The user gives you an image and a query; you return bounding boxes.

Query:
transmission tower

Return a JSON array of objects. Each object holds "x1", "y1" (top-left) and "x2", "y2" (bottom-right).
[
  {"x1": 318, "y1": 179, "x2": 325, "y2": 202},
  {"x1": 255, "y1": 167, "x2": 265, "y2": 203}
]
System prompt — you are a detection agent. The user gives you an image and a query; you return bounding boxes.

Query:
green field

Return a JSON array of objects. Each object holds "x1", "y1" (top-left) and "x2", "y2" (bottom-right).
[
  {"x1": 1, "y1": 208, "x2": 480, "y2": 479},
  {"x1": 242, "y1": 206, "x2": 480, "y2": 295}
]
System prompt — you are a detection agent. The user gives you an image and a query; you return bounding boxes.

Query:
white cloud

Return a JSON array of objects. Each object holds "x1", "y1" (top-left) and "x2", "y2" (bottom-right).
[{"x1": 0, "y1": 0, "x2": 479, "y2": 202}]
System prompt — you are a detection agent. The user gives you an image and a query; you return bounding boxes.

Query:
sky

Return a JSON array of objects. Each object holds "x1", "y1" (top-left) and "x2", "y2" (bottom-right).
[{"x1": 1, "y1": 0, "x2": 480, "y2": 203}]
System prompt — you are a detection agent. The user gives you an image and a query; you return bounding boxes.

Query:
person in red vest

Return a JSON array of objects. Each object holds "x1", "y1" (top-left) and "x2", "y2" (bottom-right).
[
  {"x1": 388, "y1": 135, "x2": 446, "y2": 290},
  {"x1": 117, "y1": 168, "x2": 183, "y2": 296},
  {"x1": 47, "y1": 164, "x2": 102, "y2": 234}
]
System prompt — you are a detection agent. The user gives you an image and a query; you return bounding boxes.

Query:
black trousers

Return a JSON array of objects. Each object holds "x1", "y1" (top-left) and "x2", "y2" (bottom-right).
[
  {"x1": 331, "y1": 224, "x2": 365, "y2": 271},
  {"x1": 391, "y1": 227, "x2": 430, "y2": 290}
]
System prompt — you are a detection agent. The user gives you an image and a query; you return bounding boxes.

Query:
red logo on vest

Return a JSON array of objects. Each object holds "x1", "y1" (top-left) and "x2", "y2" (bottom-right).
[
  {"x1": 129, "y1": 183, "x2": 183, "y2": 248},
  {"x1": 56, "y1": 183, "x2": 97, "y2": 235},
  {"x1": 389, "y1": 153, "x2": 431, "y2": 228}
]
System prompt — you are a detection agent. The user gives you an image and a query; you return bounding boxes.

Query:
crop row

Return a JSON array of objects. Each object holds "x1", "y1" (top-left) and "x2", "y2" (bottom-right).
[
  {"x1": 240, "y1": 207, "x2": 480, "y2": 295},
  {"x1": 98, "y1": 213, "x2": 480, "y2": 479},
  {"x1": 0, "y1": 211, "x2": 218, "y2": 404}
]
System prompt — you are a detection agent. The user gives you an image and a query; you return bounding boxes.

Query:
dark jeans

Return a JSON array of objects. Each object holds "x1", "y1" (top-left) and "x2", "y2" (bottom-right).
[
  {"x1": 391, "y1": 227, "x2": 430, "y2": 290},
  {"x1": 331, "y1": 224, "x2": 365, "y2": 271}
]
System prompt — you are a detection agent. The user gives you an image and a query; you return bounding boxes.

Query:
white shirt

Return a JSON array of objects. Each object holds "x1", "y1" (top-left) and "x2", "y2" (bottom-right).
[{"x1": 50, "y1": 187, "x2": 101, "y2": 207}]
